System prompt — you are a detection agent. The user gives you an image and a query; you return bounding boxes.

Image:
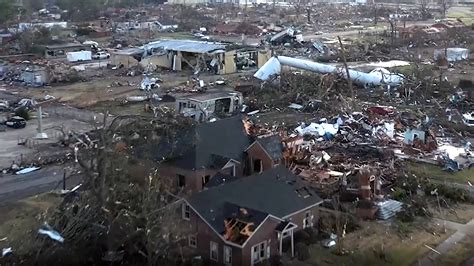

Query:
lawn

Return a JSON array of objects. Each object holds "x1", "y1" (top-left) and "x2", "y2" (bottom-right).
[
  {"x1": 406, "y1": 161, "x2": 474, "y2": 185},
  {"x1": 447, "y1": 10, "x2": 474, "y2": 25},
  {"x1": 436, "y1": 235, "x2": 474, "y2": 266},
  {"x1": 0, "y1": 193, "x2": 62, "y2": 256},
  {"x1": 305, "y1": 221, "x2": 453, "y2": 266}
]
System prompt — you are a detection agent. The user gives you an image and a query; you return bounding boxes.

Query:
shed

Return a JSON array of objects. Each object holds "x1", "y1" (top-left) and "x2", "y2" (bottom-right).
[
  {"x1": 45, "y1": 43, "x2": 89, "y2": 59},
  {"x1": 20, "y1": 66, "x2": 49, "y2": 87}
]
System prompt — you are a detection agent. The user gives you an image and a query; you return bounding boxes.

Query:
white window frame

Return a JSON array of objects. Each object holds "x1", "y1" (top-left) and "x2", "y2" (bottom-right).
[
  {"x1": 223, "y1": 245, "x2": 232, "y2": 265},
  {"x1": 210, "y1": 241, "x2": 218, "y2": 261},
  {"x1": 252, "y1": 241, "x2": 267, "y2": 264},
  {"x1": 182, "y1": 203, "x2": 190, "y2": 221},
  {"x1": 303, "y1": 210, "x2": 313, "y2": 229},
  {"x1": 188, "y1": 234, "x2": 197, "y2": 248}
]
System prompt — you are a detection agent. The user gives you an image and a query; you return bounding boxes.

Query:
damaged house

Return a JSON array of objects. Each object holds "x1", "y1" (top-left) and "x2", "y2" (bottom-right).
[
  {"x1": 110, "y1": 39, "x2": 271, "y2": 74},
  {"x1": 137, "y1": 116, "x2": 288, "y2": 193},
  {"x1": 245, "y1": 135, "x2": 284, "y2": 175},
  {"x1": 180, "y1": 166, "x2": 323, "y2": 266},
  {"x1": 176, "y1": 91, "x2": 243, "y2": 122},
  {"x1": 146, "y1": 116, "x2": 252, "y2": 193}
]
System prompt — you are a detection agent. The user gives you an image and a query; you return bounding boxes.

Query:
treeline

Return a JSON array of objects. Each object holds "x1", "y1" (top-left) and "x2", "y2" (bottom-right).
[{"x1": 0, "y1": 0, "x2": 167, "y2": 25}]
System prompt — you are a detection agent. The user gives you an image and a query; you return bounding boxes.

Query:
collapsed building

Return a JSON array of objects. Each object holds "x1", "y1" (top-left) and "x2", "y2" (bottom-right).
[
  {"x1": 176, "y1": 90, "x2": 243, "y2": 122},
  {"x1": 110, "y1": 39, "x2": 272, "y2": 74}
]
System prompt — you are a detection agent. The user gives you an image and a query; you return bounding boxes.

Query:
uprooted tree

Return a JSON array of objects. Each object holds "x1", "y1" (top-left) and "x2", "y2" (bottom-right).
[{"x1": 31, "y1": 111, "x2": 196, "y2": 265}]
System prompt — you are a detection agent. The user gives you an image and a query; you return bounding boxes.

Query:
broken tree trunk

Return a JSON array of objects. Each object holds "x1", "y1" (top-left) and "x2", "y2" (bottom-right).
[{"x1": 337, "y1": 36, "x2": 354, "y2": 110}]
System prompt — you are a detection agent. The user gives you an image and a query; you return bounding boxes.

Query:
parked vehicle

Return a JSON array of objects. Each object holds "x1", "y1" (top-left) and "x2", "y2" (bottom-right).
[
  {"x1": 462, "y1": 112, "x2": 474, "y2": 127},
  {"x1": 92, "y1": 51, "x2": 110, "y2": 60},
  {"x1": 5, "y1": 116, "x2": 26, "y2": 129}
]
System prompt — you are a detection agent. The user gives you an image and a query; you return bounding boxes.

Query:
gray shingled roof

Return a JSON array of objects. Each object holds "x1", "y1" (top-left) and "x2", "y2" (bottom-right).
[
  {"x1": 256, "y1": 135, "x2": 284, "y2": 161},
  {"x1": 187, "y1": 165, "x2": 323, "y2": 235},
  {"x1": 156, "y1": 116, "x2": 251, "y2": 170}
]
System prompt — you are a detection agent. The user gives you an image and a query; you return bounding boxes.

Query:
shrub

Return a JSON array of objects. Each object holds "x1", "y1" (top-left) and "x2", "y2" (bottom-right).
[
  {"x1": 294, "y1": 230, "x2": 310, "y2": 244},
  {"x1": 15, "y1": 107, "x2": 30, "y2": 120},
  {"x1": 295, "y1": 242, "x2": 310, "y2": 261},
  {"x1": 304, "y1": 227, "x2": 319, "y2": 245},
  {"x1": 392, "y1": 187, "x2": 407, "y2": 200}
]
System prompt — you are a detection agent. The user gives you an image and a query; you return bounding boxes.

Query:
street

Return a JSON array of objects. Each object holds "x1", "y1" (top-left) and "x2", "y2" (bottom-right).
[{"x1": 0, "y1": 165, "x2": 82, "y2": 203}]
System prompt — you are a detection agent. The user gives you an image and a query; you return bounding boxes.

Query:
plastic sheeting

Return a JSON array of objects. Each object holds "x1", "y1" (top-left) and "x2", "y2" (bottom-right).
[
  {"x1": 295, "y1": 120, "x2": 341, "y2": 138},
  {"x1": 434, "y1": 48, "x2": 469, "y2": 62},
  {"x1": 254, "y1": 56, "x2": 404, "y2": 87},
  {"x1": 38, "y1": 223, "x2": 64, "y2": 243},
  {"x1": 15, "y1": 167, "x2": 40, "y2": 175}
]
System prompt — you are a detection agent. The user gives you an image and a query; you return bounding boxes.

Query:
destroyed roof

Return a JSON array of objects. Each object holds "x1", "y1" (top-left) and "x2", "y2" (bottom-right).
[
  {"x1": 251, "y1": 135, "x2": 284, "y2": 161},
  {"x1": 113, "y1": 47, "x2": 144, "y2": 55},
  {"x1": 178, "y1": 91, "x2": 241, "y2": 102},
  {"x1": 204, "y1": 172, "x2": 241, "y2": 188},
  {"x1": 44, "y1": 43, "x2": 85, "y2": 49},
  {"x1": 163, "y1": 116, "x2": 251, "y2": 170},
  {"x1": 143, "y1": 39, "x2": 226, "y2": 53},
  {"x1": 187, "y1": 165, "x2": 323, "y2": 237}
]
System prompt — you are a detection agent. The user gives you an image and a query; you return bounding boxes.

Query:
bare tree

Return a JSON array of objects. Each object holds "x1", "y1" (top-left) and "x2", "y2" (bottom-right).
[
  {"x1": 438, "y1": 0, "x2": 453, "y2": 18},
  {"x1": 33, "y1": 112, "x2": 194, "y2": 265},
  {"x1": 418, "y1": 0, "x2": 430, "y2": 19}
]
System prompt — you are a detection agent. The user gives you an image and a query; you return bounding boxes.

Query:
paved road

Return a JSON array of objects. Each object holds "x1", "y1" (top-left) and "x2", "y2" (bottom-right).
[{"x1": 0, "y1": 165, "x2": 82, "y2": 203}]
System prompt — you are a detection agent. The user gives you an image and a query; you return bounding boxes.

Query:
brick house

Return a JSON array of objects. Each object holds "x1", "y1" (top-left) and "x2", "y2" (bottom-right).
[
  {"x1": 155, "y1": 116, "x2": 252, "y2": 193},
  {"x1": 245, "y1": 135, "x2": 284, "y2": 175},
  {"x1": 180, "y1": 166, "x2": 323, "y2": 265}
]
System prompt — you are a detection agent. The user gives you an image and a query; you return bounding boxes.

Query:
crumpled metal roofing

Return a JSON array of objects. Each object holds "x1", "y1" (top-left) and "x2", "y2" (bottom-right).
[{"x1": 142, "y1": 39, "x2": 226, "y2": 53}]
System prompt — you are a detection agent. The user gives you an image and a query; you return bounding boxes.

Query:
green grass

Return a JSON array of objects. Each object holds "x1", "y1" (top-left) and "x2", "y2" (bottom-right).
[
  {"x1": 406, "y1": 162, "x2": 474, "y2": 185},
  {"x1": 447, "y1": 11, "x2": 474, "y2": 25},
  {"x1": 436, "y1": 236, "x2": 474, "y2": 265},
  {"x1": 308, "y1": 245, "x2": 428, "y2": 266}
]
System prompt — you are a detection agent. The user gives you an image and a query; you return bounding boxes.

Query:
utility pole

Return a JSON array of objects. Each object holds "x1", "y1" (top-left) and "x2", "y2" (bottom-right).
[
  {"x1": 35, "y1": 105, "x2": 48, "y2": 139},
  {"x1": 63, "y1": 168, "x2": 66, "y2": 190}
]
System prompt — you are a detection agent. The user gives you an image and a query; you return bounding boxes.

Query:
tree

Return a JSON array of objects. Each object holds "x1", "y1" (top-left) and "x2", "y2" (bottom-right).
[
  {"x1": 30, "y1": 112, "x2": 195, "y2": 265},
  {"x1": 24, "y1": 0, "x2": 45, "y2": 13},
  {"x1": 0, "y1": 0, "x2": 13, "y2": 26},
  {"x1": 438, "y1": 0, "x2": 452, "y2": 18},
  {"x1": 418, "y1": 0, "x2": 430, "y2": 19},
  {"x1": 57, "y1": 0, "x2": 106, "y2": 21}
]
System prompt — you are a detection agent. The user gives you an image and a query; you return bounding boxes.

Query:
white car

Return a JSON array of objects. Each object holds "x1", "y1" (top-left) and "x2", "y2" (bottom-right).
[
  {"x1": 462, "y1": 113, "x2": 474, "y2": 127},
  {"x1": 92, "y1": 51, "x2": 110, "y2": 60}
]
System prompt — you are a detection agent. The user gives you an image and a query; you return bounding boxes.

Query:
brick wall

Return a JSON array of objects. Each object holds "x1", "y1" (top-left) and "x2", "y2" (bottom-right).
[{"x1": 246, "y1": 143, "x2": 274, "y2": 175}]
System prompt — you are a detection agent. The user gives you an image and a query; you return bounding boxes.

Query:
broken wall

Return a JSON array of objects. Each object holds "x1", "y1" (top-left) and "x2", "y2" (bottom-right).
[
  {"x1": 111, "y1": 54, "x2": 140, "y2": 68},
  {"x1": 223, "y1": 52, "x2": 236, "y2": 74},
  {"x1": 140, "y1": 53, "x2": 173, "y2": 70},
  {"x1": 257, "y1": 50, "x2": 272, "y2": 68},
  {"x1": 246, "y1": 143, "x2": 275, "y2": 175}
]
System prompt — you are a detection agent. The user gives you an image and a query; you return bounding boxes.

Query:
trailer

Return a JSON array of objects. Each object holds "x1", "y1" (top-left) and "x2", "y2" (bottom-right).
[{"x1": 66, "y1": 51, "x2": 92, "y2": 62}]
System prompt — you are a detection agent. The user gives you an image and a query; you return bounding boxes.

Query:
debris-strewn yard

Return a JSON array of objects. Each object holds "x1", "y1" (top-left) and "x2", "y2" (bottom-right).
[
  {"x1": 407, "y1": 162, "x2": 474, "y2": 184},
  {"x1": 0, "y1": 193, "x2": 61, "y2": 256},
  {"x1": 305, "y1": 221, "x2": 453, "y2": 266}
]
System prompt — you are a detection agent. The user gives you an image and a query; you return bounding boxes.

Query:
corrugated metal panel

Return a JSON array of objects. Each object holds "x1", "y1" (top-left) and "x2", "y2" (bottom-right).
[{"x1": 143, "y1": 39, "x2": 226, "y2": 54}]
